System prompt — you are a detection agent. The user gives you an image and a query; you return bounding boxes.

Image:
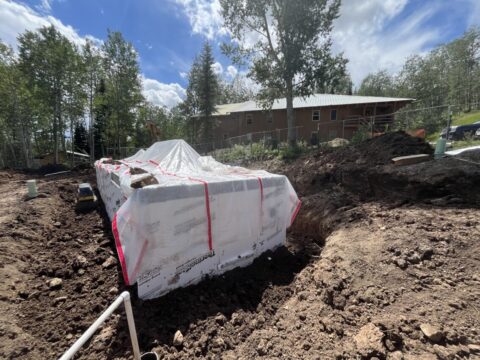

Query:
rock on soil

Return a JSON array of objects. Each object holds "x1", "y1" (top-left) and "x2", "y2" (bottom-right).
[
  {"x1": 102, "y1": 256, "x2": 117, "y2": 268},
  {"x1": 420, "y1": 323, "x2": 445, "y2": 343},
  {"x1": 47, "y1": 278, "x2": 63, "y2": 289},
  {"x1": 173, "y1": 330, "x2": 184, "y2": 347},
  {"x1": 354, "y1": 323, "x2": 385, "y2": 357}
]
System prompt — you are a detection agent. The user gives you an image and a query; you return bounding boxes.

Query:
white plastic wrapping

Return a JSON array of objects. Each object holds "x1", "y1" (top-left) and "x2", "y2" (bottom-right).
[{"x1": 95, "y1": 140, "x2": 301, "y2": 299}]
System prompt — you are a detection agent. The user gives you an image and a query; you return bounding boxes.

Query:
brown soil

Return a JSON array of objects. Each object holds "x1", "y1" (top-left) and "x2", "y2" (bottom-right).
[{"x1": 0, "y1": 132, "x2": 479, "y2": 359}]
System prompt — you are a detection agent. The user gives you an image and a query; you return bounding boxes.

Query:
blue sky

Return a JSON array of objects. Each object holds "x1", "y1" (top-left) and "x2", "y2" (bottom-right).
[{"x1": 0, "y1": 0, "x2": 479, "y2": 108}]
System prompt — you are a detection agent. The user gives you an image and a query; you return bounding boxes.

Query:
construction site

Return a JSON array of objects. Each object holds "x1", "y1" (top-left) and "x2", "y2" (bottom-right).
[
  {"x1": 1, "y1": 2, "x2": 480, "y2": 358},
  {"x1": 0, "y1": 131, "x2": 479, "y2": 360}
]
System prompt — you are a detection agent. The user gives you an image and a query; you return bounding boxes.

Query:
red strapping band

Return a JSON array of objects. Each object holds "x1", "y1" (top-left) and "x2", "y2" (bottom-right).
[
  {"x1": 112, "y1": 213, "x2": 130, "y2": 285},
  {"x1": 188, "y1": 177, "x2": 213, "y2": 251},
  {"x1": 290, "y1": 200, "x2": 302, "y2": 227}
]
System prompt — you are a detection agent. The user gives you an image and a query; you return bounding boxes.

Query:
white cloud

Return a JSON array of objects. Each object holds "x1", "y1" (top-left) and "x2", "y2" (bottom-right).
[
  {"x1": 142, "y1": 77, "x2": 186, "y2": 109},
  {"x1": 38, "y1": 0, "x2": 53, "y2": 13},
  {"x1": 174, "y1": 0, "x2": 479, "y2": 87},
  {"x1": 211, "y1": 61, "x2": 223, "y2": 75},
  {"x1": 0, "y1": 0, "x2": 101, "y2": 48},
  {"x1": 226, "y1": 65, "x2": 238, "y2": 79},
  {"x1": 179, "y1": 71, "x2": 188, "y2": 79},
  {"x1": 332, "y1": 0, "x2": 443, "y2": 85},
  {"x1": 172, "y1": 0, "x2": 226, "y2": 39}
]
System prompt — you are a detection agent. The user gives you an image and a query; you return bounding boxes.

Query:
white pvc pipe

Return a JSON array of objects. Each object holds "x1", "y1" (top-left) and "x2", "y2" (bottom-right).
[
  {"x1": 59, "y1": 291, "x2": 141, "y2": 360},
  {"x1": 27, "y1": 180, "x2": 37, "y2": 198}
]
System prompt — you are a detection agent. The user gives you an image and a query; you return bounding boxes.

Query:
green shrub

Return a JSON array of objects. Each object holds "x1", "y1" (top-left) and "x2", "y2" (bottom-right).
[
  {"x1": 278, "y1": 141, "x2": 309, "y2": 160},
  {"x1": 212, "y1": 140, "x2": 312, "y2": 163},
  {"x1": 351, "y1": 125, "x2": 370, "y2": 144}
]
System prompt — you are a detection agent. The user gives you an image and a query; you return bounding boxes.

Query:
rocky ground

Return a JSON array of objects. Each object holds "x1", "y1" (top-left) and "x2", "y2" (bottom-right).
[{"x1": 0, "y1": 132, "x2": 479, "y2": 359}]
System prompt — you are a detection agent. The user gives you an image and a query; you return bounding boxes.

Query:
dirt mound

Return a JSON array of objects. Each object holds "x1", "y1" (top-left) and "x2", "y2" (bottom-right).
[
  {"x1": 279, "y1": 132, "x2": 480, "y2": 207},
  {"x1": 354, "y1": 131, "x2": 433, "y2": 165}
]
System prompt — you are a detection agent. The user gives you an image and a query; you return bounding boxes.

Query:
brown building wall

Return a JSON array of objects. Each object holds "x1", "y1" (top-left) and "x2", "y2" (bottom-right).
[{"x1": 213, "y1": 102, "x2": 409, "y2": 146}]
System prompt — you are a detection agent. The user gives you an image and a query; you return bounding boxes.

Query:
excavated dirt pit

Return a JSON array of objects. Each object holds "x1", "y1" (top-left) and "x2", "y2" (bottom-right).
[{"x1": 1, "y1": 132, "x2": 479, "y2": 359}]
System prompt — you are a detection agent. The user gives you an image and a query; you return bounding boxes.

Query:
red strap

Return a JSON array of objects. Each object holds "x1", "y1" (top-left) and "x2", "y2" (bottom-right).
[
  {"x1": 112, "y1": 213, "x2": 130, "y2": 285},
  {"x1": 188, "y1": 177, "x2": 213, "y2": 251},
  {"x1": 290, "y1": 200, "x2": 302, "y2": 227}
]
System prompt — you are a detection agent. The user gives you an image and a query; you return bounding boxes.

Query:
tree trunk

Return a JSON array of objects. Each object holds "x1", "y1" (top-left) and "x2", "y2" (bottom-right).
[
  {"x1": 21, "y1": 124, "x2": 31, "y2": 168},
  {"x1": 53, "y1": 111, "x2": 58, "y2": 165},
  {"x1": 286, "y1": 78, "x2": 296, "y2": 147},
  {"x1": 54, "y1": 89, "x2": 62, "y2": 165},
  {"x1": 89, "y1": 87, "x2": 95, "y2": 163},
  {"x1": 70, "y1": 117, "x2": 74, "y2": 168}
]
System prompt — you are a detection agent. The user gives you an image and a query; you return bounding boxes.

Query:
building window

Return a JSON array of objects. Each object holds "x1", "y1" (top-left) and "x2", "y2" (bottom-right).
[
  {"x1": 246, "y1": 113, "x2": 253, "y2": 125},
  {"x1": 223, "y1": 133, "x2": 228, "y2": 140},
  {"x1": 331, "y1": 109, "x2": 337, "y2": 121},
  {"x1": 267, "y1": 112, "x2": 273, "y2": 123},
  {"x1": 312, "y1": 110, "x2": 320, "y2": 121}
]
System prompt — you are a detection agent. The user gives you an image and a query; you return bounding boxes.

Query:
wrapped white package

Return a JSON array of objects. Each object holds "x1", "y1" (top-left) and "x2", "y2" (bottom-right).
[{"x1": 95, "y1": 140, "x2": 301, "y2": 299}]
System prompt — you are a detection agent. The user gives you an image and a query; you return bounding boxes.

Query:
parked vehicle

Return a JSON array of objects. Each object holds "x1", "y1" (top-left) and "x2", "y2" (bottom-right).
[{"x1": 441, "y1": 123, "x2": 480, "y2": 140}]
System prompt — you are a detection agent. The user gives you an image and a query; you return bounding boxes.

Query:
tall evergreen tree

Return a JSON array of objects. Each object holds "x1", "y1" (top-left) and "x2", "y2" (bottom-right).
[
  {"x1": 181, "y1": 55, "x2": 202, "y2": 143},
  {"x1": 74, "y1": 120, "x2": 89, "y2": 153},
  {"x1": 93, "y1": 78, "x2": 109, "y2": 159},
  {"x1": 182, "y1": 44, "x2": 220, "y2": 144},
  {"x1": 197, "y1": 42, "x2": 219, "y2": 143}
]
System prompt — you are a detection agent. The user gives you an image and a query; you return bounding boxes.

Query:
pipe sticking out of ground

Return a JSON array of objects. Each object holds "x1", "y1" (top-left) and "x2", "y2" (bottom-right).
[{"x1": 59, "y1": 291, "x2": 141, "y2": 360}]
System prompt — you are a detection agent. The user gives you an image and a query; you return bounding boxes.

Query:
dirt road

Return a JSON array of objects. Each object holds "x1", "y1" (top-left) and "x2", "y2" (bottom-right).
[{"x1": 0, "y1": 132, "x2": 479, "y2": 359}]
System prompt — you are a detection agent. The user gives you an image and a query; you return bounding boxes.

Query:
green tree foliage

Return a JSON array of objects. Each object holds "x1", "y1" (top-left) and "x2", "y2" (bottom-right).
[
  {"x1": 357, "y1": 27, "x2": 480, "y2": 133},
  {"x1": 82, "y1": 39, "x2": 103, "y2": 161},
  {"x1": 181, "y1": 55, "x2": 202, "y2": 143},
  {"x1": 218, "y1": 74, "x2": 256, "y2": 104},
  {"x1": 182, "y1": 42, "x2": 220, "y2": 145},
  {"x1": 92, "y1": 78, "x2": 109, "y2": 159},
  {"x1": 0, "y1": 42, "x2": 39, "y2": 167},
  {"x1": 221, "y1": 0, "x2": 346, "y2": 146},
  {"x1": 18, "y1": 26, "x2": 85, "y2": 164},
  {"x1": 1, "y1": 26, "x2": 192, "y2": 167},
  {"x1": 102, "y1": 30, "x2": 143, "y2": 156},
  {"x1": 74, "y1": 120, "x2": 89, "y2": 153},
  {"x1": 314, "y1": 54, "x2": 352, "y2": 95},
  {"x1": 197, "y1": 42, "x2": 219, "y2": 143},
  {"x1": 357, "y1": 70, "x2": 396, "y2": 97}
]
